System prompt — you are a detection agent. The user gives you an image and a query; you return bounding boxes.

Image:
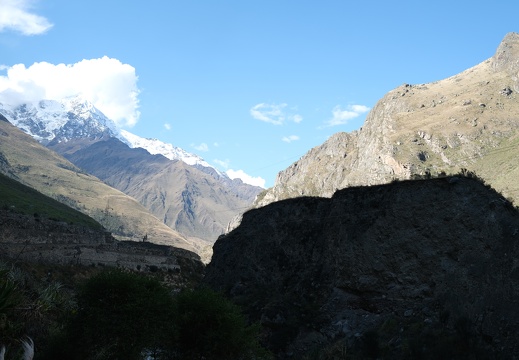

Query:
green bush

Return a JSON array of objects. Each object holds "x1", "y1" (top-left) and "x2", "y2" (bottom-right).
[
  {"x1": 46, "y1": 270, "x2": 176, "y2": 360},
  {"x1": 41, "y1": 271, "x2": 271, "y2": 360},
  {"x1": 175, "y1": 287, "x2": 271, "y2": 360}
]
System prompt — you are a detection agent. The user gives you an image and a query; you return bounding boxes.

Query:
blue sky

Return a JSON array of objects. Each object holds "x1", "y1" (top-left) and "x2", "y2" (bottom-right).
[{"x1": 0, "y1": 0, "x2": 517, "y2": 187}]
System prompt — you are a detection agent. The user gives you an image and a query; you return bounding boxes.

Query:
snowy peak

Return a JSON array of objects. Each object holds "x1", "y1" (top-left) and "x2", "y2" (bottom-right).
[
  {"x1": 119, "y1": 129, "x2": 218, "y2": 171},
  {"x1": 0, "y1": 95, "x2": 120, "y2": 144},
  {"x1": 0, "y1": 95, "x2": 222, "y2": 174}
]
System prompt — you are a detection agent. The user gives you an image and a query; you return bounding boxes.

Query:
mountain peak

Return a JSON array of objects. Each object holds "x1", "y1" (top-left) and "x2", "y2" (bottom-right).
[
  {"x1": 119, "y1": 129, "x2": 218, "y2": 170},
  {"x1": 0, "y1": 96, "x2": 226, "y2": 175},
  {"x1": 256, "y1": 33, "x2": 519, "y2": 208},
  {"x1": 492, "y1": 32, "x2": 519, "y2": 74},
  {"x1": 0, "y1": 96, "x2": 120, "y2": 145},
  {"x1": 61, "y1": 95, "x2": 94, "y2": 112}
]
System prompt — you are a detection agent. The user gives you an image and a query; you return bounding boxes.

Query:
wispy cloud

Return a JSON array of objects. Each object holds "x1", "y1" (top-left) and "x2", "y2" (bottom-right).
[
  {"x1": 282, "y1": 135, "x2": 300, "y2": 143},
  {"x1": 191, "y1": 143, "x2": 209, "y2": 152},
  {"x1": 0, "y1": 0, "x2": 53, "y2": 35},
  {"x1": 250, "y1": 103, "x2": 303, "y2": 125},
  {"x1": 292, "y1": 114, "x2": 303, "y2": 123},
  {"x1": 164, "y1": 123, "x2": 171, "y2": 130},
  {"x1": 226, "y1": 169, "x2": 265, "y2": 188},
  {"x1": 0, "y1": 57, "x2": 140, "y2": 127},
  {"x1": 322, "y1": 104, "x2": 370, "y2": 127},
  {"x1": 213, "y1": 158, "x2": 230, "y2": 169}
]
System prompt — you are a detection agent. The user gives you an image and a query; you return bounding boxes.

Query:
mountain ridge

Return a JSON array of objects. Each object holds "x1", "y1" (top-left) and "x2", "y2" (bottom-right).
[
  {"x1": 0, "y1": 95, "x2": 226, "y2": 175},
  {"x1": 0, "y1": 95, "x2": 262, "y2": 245},
  {"x1": 0, "y1": 118, "x2": 207, "y2": 260},
  {"x1": 255, "y1": 32, "x2": 519, "y2": 208},
  {"x1": 63, "y1": 136, "x2": 259, "y2": 243}
]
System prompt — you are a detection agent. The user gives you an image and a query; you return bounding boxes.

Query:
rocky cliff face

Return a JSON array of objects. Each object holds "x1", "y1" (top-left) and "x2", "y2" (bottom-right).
[
  {"x1": 0, "y1": 209, "x2": 203, "y2": 283},
  {"x1": 256, "y1": 32, "x2": 519, "y2": 208},
  {"x1": 206, "y1": 176, "x2": 519, "y2": 358}
]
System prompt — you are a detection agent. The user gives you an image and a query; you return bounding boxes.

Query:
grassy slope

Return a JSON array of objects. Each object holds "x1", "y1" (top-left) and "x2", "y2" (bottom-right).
[
  {"x1": 472, "y1": 133, "x2": 519, "y2": 203},
  {"x1": 0, "y1": 119, "x2": 206, "y2": 257},
  {"x1": 390, "y1": 59, "x2": 519, "y2": 201},
  {"x1": 0, "y1": 172, "x2": 103, "y2": 229}
]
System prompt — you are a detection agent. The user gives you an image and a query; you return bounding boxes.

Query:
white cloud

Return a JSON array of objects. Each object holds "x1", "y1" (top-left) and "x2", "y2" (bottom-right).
[
  {"x1": 164, "y1": 123, "x2": 171, "y2": 130},
  {"x1": 0, "y1": 57, "x2": 140, "y2": 127},
  {"x1": 191, "y1": 142, "x2": 209, "y2": 152},
  {"x1": 350, "y1": 105, "x2": 370, "y2": 113},
  {"x1": 213, "y1": 158, "x2": 230, "y2": 169},
  {"x1": 250, "y1": 103, "x2": 302, "y2": 125},
  {"x1": 292, "y1": 114, "x2": 303, "y2": 123},
  {"x1": 226, "y1": 169, "x2": 266, "y2": 188},
  {"x1": 323, "y1": 104, "x2": 370, "y2": 127},
  {"x1": 282, "y1": 135, "x2": 300, "y2": 143},
  {"x1": 0, "y1": 0, "x2": 53, "y2": 35}
]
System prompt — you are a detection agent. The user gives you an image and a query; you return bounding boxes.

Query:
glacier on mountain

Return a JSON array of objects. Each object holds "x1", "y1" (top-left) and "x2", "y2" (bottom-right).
[
  {"x1": 0, "y1": 95, "x2": 219, "y2": 173},
  {"x1": 119, "y1": 129, "x2": 215, "y2": 170},
  {"x1": 0, "y1": 95, "x2": 120, "y2": 143}
]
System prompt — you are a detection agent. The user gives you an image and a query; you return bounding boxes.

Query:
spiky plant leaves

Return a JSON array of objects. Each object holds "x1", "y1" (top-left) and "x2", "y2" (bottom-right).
[{"x1": 0, "y1": 281, "x2": 17, "y2": 315}]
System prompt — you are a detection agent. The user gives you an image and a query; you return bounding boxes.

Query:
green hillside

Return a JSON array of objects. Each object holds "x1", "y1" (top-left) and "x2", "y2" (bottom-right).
[{"x1": 0, "y1": 172, "x2": 103, "y2": 229}]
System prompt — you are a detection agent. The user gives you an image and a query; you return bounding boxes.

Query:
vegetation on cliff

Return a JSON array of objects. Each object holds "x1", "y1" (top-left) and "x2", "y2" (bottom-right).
[
  {"x1": 0, "y1": 262, "x2": 270, "y2": 360},
  {"x1": 0, "y1": 172, "x2": 102, "y2": 229}
]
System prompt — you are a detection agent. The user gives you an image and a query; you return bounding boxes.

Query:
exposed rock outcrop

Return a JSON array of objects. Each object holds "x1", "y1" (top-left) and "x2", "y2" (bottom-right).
[
  {"x1": 206, "y1": 176, "x2": 519, "y2": 358},
  {"x1": 0, "y1": 209, "x2": 203, "y2": 278},
  {"x1": 492, "y1": 32, "x2": 519, "y2": 76},
  {"x1": 255, "y1": 32, "x2": 519, "y2": 208}
]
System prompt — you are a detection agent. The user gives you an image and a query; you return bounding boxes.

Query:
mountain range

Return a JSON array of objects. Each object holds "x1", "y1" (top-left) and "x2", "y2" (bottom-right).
[
  {"x1": 0, "y1": 95, "x2": 262, "y2": 261},
  {"x1": 0, "y1": 114, "x2": 202, "y2": 253},
  {"x1": 2, "y1": 33, "x2": 518, "y2": 252},
  {"x1": 1, "y1": 30, "x2": 519, "y2": 358}
]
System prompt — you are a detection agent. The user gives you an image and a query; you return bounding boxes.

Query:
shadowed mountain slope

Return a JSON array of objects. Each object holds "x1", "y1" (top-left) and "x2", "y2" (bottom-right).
[
  {"x1": 206, "y1": 176, "x2": 519, "y2": 358},
  {"x1": 0, "y1": 171, "x2": 102, "y2": 229}
]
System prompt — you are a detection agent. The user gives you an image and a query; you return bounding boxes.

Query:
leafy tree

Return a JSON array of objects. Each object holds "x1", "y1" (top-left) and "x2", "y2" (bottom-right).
[
  {"x1": 50, "y1": 270, "x2": 176, "y2": 360},
  {"x1": 41, "y1": 270, "x2": 271, "y2": 360},
  {"x1": 174, "y1": 287, "x2": 271, "y2": 360}
]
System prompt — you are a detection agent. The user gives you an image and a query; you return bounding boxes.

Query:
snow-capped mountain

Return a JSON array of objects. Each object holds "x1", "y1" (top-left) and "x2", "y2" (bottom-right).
[
  {"x1": 0, "y1": 96, "x2": 121, "y2": 144},
  {"x1": 0, "y1": 96, "x2": 220, "y2": 173},
  {"x1": 119, "y1": 129, "x2": 217, "y2": 171}
]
